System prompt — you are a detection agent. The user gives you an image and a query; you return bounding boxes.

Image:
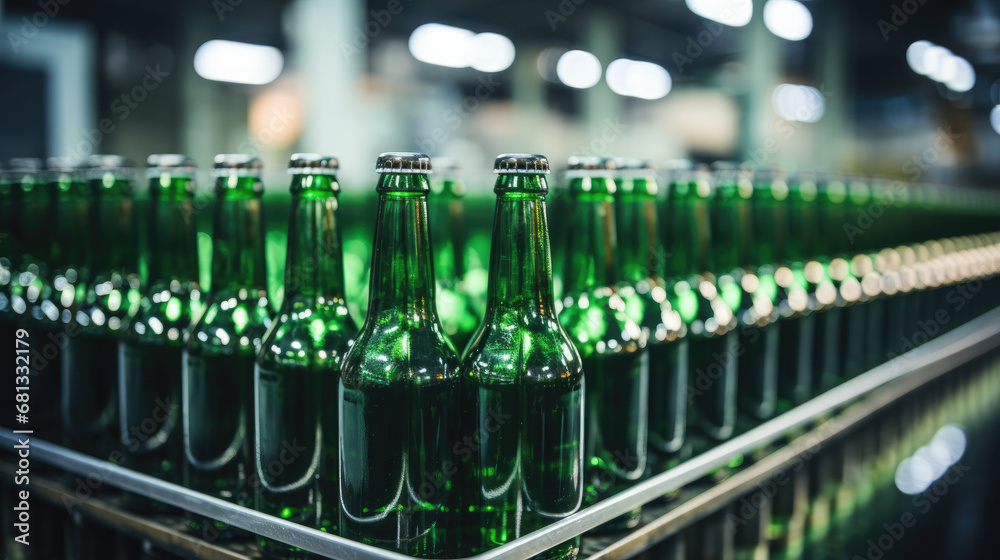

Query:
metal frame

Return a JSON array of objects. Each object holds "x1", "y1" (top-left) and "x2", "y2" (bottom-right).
[{"x1": 4, "y1": 306, "x2": 1000, "y2": 560}]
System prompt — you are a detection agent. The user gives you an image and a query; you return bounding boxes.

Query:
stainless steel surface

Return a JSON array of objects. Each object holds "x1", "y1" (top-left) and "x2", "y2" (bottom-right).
[{"x1": 3, "y1": 305, "x2": 999, "y2": 560}]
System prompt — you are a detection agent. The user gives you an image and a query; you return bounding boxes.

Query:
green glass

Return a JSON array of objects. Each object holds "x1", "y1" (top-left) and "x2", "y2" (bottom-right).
[
  {"x1": 255, "y1": 162, "x2": 357, "y2": 558},
  {"x1": 338, "y1": 159, "x2": 461, "y2": 558},
  {"x1": 183, "y1": 161, "x2": 271, "y2": 539},
  {"x1": 614, "y1": 164, "x2": 688, "y2": 466},
  {"x1": 839, "y1": 180, "x2": 873, "y2": 378},
  {"x1": 0, "y1": 167, "x2": 14, "y2": 411},
  {"x1": 5, "y1": 161, "x2": 64, "y2": 439},
  {"x1": 559, "y1": 167, "x2": 648, "y2": 532},
  {"x1": 460, "y1": 164, "x2": 584, "y2": 559},
  {"x1": 664, "y1": 168, "x2": 739, "y2": 444},
  {"x1": 63, "y1": 160, "x2": 139, "y2": 458},
  {"x1": 119, "y1": 158, "x2": 201, "y2": 504},
  {"x1": 711, "y1": 165, "x2": 779, "y2": 421},
  {"x1": 430, "y1": 170, "x2": 480, "y2": 355}
]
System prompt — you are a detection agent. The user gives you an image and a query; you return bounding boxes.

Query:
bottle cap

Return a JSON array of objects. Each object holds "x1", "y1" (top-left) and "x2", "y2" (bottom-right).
[
  {"x1": 213, "y1": 154, "x2": 263, "y2": 177},
  {"x1": 7, "y1": 158, "x2": 43, "y2": 173},
  {"x1": 288, "y1": 153, "x2": 339, "y2": 175},
  {"x1": 147, "y1": 154, "x2": 196, "y2": 179},
  {"x1": 376, "y1": 152, "x2": 432, "y2": 174},
  {"x1": 565, "y1": 156, "x2": 616, "y2": 178},
  {"x1": 493, "y1": 153, "x2": 549, "y2": 175},
  {"x1": 85, "y1": 154, "x2": 136, "y2": 181}
]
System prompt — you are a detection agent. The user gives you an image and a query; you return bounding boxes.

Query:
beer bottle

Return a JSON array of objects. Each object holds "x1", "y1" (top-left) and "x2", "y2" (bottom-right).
[
  {"x1": 559, "y1": 156, "x2": 648, "y2": 531},
  {"x1": 63, "y1": 155, "x2": 139, "y2": 457},
  {"x1": 613, "y1": 158, "x2": 688, "y2": 468},
  {"x1": 118, "y1": 155, "x2": 200, "y2": 503},
  {"x1": 811, "y1": 175, "x2": 857, "y2": 393},
  {"x1": 5, "y1": 158, "x2": 63, "y2": 438},
  {"x1": 429, "y1": 159, "x2": 480, "y2": 355},
  {"x1": 0, "y1": 162, "x2": 14, "y2": 412},
  {"x1": 29, "y1": 158, "x2": 88, "y2": 441},
  {"x1": 338, "y1": 153, "x2": 461, "y2": 557},
  {"x1": 461, "y1": 154, "x2": 584, "y2": 558},
  {"x1": 710, "y1": 163, "x2": 779, "y2": 421},
  {"x1": 183, "y1": 154, "x2": 271, "y2": 538},
  {"x1": 664, "y1": 164, "x2": 739, "y2": 444},
  {"x1": 255, "y1": 154, "x2": 357, "y2": 557}
]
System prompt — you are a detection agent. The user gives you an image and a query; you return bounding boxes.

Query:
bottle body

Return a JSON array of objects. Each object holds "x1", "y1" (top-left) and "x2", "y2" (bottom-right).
[
  {"x1": 461, "y1": 174, "x2": 584, "y2": 559},
  {"x1": 338, "y1": 170, "x2": 461, "y2": 558},
  {"x1": 255, "y1": 167, "x2": 357, "y2": 559}
]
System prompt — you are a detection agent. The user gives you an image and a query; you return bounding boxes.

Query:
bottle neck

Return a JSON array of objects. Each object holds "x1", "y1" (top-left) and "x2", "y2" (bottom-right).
[
  {"x1": 88, "y1": 178, "x2": 137, "y2": 279},
  {"x1": 20, "y1": 180, "x2": 56, "y2": 270},
  {"x1": 282, "y1": 174, "x2": 347, "y2": 308},
  {"x1": 788, "y1": 187, "x2": 820, "y2": 262},
  {"x1": 147, "y1": 176, "x2": 199, "y2": 286},
  {"x1": 751, "y1": 183, "x2": 789, "y2": 265},
  {"x1": 367, "y1": 175, "x2": 437, "y2": 317},
  {"x1": 666, "y1": 181, "x2": 714, "y2": 277},
  {"x1": 210, "y1": 176, "x2": 267, "y2": 293},
  {"x1": 617, "y1": 179, "x2": 664, "y2": 283},
  {"x1": 55, "y1": 180, "x2": 89, "y2": 273},
  {"x1": 563, "y1": 185, "x2": 620, "y2": 294},
  {"x1": 431, "y1": 184, "x2": 467, "y2": 281},
  {"x1": 711, "y1": 182, "x2": 753, "y2": 271},
  {"x1": 487, "y1": 175, "x2": 556, "y2": 315}
]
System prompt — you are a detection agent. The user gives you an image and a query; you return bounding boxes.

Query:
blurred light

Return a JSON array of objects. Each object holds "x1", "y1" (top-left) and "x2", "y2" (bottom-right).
[
  {"x1": 537, "y1": 48, "x2": 565, "y2": 83},
  {"x1": 193, "y1": 40, "x2": 284, "y2": 85},
  {"x1": 907, "y1": 40, "x2": 976, "y2": 93},
  {"x1": 991, "y1": 105, "x2": 1000, "y2": 135},
  {"x1": 470, "y1": 33, "x2": 515, "y2": 72},
  {"x1": 945, "y1": 57, "x2": 976, "y2": 92},
  {"x1": 763, "y1": 0, "x2": 812, "y2": 41},
  {"x1": 906, "y1": 40, "x2": 933, "y2": 75},
  {"x1": 605, "y1": 58, "x2": 672, "y2": 100},
  {"x1": 894, "y1": 424, "x2": 967, "y2": 495},
  {"x1": 771, "y1": 84, "x2": 825, "y2": 122},
  {"x1": 556, "y1": 50, "x2": 602, "y2": 89},
  {"x1": 922, "y1": 45, "x2": 952, "y2": 81},
  {"x1": 408, "y1": 23, "x2": 475, "y2": 68},
  {"x1": 685, "y1": 0, "x2": 753, "y2": 27}
]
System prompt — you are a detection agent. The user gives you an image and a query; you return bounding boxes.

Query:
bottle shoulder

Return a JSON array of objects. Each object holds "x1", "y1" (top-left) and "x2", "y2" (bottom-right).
[
  {"x1": 257, "y1": 303, "x2": 358, "y2": 369},
  {"x1": 558, "y1": 287, "x2": 647, "y2": 358},
  {"x1": 187, "y1": 288, "x2": 272, "y2": 351},
  {"x1": 340, "y1": 311, "x2": 460, "y2": 387},
  {"x1": 462, "y1": 309, "x2": 583, "y2": 385}
]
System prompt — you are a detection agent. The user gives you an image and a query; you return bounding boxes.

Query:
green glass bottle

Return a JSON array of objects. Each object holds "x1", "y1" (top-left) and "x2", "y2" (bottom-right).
[
  {"x1": 29, "y1": 158, "x2": 89, "y2": 442},
  {"x1": 664, "y1": 165, "x2": 739, "y2": 445},
  {"x1": 119, "y1": 155, "x2": 201, "y2": 503},
  {"x1": 839, "y1": 178, "x2": 873, "y2": 378},
  {"x1": 255, "y1": 154, "x2": 357, "y2": 558},
  {"x1": 430, "y1": 159, "x2": 480, "y2": 355},
  {"x1": 710, "y1": 163, "x2": 780, "y2": 421},
  {"x1": 5, "y1": 158, "x2": 64, "y2": 438},
  {"x1": 0, "y1": 162, "x2": 15, "y2": 412},
  {"x1": 613, "y1": 158, "x2": 688, "y2": 468},
  {"x1": 559, "y1": 156, "x2": 648, "y2": 531},
  {"x1": 183, "y1": 154, "x2": 271, "y2": 539},
  {"x1": 63, "y1": 155, "x2": 139, "y2": 457},
  {"x1": 461, "y1": 154, "x2": 584, "y2": 558},
  {"x1": 338, "y1": 153, "x2": 461, "y2": 557}
]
